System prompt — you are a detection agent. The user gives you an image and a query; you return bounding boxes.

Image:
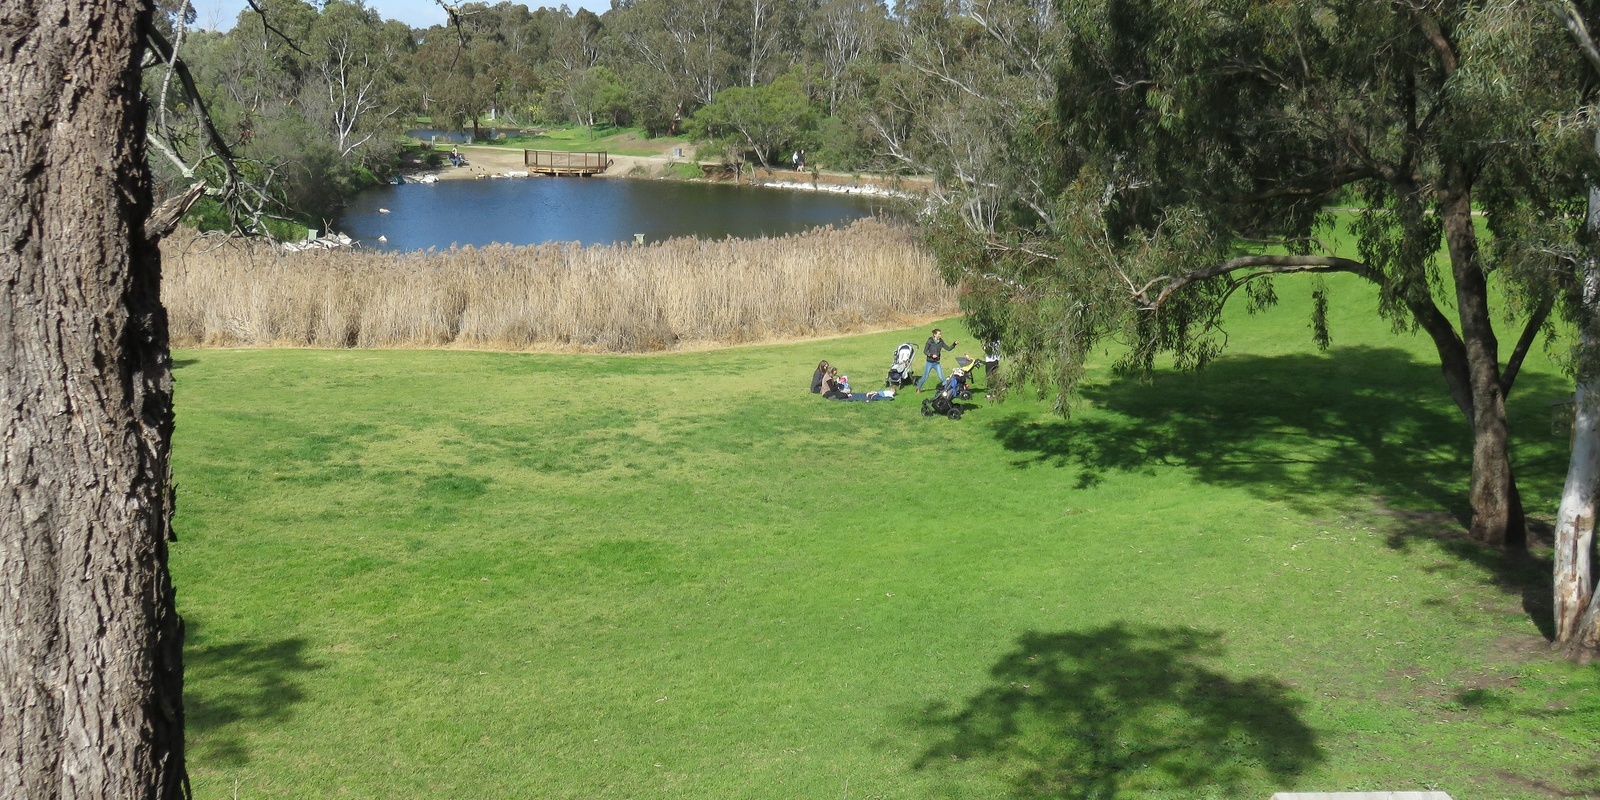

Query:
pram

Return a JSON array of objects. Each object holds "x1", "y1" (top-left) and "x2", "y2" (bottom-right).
[
  {"x1": 920, "y1": 356, "x2": 977, "y2": 419},
  {"x1": 885, "y1": 342, "x2": 918, "y2": 388}
]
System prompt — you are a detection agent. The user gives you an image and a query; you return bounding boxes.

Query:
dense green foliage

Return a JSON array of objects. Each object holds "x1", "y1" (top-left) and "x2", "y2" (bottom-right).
[
  {"x1": 926, "y1": 0, "x2": 1600, "y2": 548},
  {"x1": 170, "y1": 284, "x2": 1600, "y2": 798},
  {"x1": 153, "y1": 0, "x2": 1054, "y2": 225},
  {"x1": 148, "y1": 1, "x2": 414, "y2": 229}
]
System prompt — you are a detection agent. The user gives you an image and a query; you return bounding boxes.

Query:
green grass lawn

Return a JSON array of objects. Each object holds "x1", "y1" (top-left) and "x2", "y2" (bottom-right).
[
  {"x1": 171, "y1": 273, "x2": 1600, "y2": 799},
  {"x1": 467, "y1": 124, "x2": 691, "y2": 157}
]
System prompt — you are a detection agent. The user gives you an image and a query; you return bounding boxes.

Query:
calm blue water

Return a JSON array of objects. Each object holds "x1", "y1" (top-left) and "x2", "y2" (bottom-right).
[{"x1": 338, "y1": 178, "x2": 892, "y2": 251}]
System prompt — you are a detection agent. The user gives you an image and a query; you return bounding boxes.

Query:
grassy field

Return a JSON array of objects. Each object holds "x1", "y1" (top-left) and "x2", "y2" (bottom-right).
[{"x1": 171, "y1": 272, "x2": 1600, "y2": 799}]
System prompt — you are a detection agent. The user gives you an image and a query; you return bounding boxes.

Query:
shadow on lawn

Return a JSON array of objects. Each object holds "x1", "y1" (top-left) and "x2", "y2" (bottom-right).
[
  {"x1": 992, "y1": 346, "x2": 1568, "y2": 636},
  {"x1": 915, "y1": 625, "x2": 1320, "y2": 800},
  {"x1": 185, "y1": 625, "x2": 321, "y2": 766}
]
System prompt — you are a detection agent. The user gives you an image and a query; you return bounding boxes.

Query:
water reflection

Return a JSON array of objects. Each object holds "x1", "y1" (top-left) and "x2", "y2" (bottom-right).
[{"x1": 339, "y1": 178, "x2": 893, "y2": 250}]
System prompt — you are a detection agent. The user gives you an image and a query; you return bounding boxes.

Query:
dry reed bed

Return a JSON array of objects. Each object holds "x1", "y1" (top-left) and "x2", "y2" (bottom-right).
[{"x1": 163, "y1": 219, "x2": 955, "y2": 352}]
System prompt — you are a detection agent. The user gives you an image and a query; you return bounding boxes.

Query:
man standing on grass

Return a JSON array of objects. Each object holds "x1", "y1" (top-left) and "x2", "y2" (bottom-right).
[
  {"x1": 984, "y1": 339, "x2": 1002, "y2": 399},
  {"x1": 916, "y1": 328, "x2": 959, "y2": 393}
]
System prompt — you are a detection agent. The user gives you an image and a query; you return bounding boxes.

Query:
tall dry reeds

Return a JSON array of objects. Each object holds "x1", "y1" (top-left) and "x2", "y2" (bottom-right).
[{"x1": 162, "y1": 219, "x2": 956, "y2": 352}]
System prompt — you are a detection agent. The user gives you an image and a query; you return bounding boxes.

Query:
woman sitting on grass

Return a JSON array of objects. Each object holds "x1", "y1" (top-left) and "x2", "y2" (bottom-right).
[
  {"x1": 822, "y1": 368, "x2": 895, "y2": 402},
  {"x1": 811, "y1": 360, "x2": 831, "y2": 394}
]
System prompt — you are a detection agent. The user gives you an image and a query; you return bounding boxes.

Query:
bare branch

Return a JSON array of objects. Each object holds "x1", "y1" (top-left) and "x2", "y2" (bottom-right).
[
  {"x1": 243, "y1": 0, "x2": 311, "y2": 56},
  {"x1": 145, "y1": 182, "x2": 208, "y2": 241}
]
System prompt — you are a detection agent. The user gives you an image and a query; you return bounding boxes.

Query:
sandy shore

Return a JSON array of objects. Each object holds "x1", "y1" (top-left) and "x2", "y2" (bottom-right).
[{"x1": 398, "y1": 144, "x2": 933, "y2": 197}]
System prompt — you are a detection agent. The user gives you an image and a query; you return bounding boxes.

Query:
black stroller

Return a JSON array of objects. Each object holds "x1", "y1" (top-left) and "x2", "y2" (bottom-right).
[
  {"x1": 921, "y1": 357, "x2": 977, "y2": 420},
  {"x1": 886, "y1": 342, "x2": 918, "y2": 388}
]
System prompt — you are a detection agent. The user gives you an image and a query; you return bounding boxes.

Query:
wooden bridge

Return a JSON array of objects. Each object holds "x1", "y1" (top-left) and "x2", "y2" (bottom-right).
[{"x1": 523, "y1": 150, "x2": 611, "y2": 176}]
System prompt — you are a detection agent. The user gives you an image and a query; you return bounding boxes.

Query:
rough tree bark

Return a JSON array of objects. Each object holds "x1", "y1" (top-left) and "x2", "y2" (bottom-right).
[{"x1": 1, "y1": 0, "x2": 187, "y2": 797}]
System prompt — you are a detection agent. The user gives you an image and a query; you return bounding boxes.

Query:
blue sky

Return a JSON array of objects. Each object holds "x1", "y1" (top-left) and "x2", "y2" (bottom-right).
[{"x1": 191, "y1": 0, "x2": 609, "y2": 31}]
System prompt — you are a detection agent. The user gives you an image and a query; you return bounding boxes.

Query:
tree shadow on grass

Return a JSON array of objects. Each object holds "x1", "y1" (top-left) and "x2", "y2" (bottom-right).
[
  {"x1": 185, "y1": 622, "x2": 322, "y2": 767},
  {"x1": 915, "y1": 625, "x2": 1321, "y2": 800},
  {"x1": 991, "y1": 346, "x2": 1569, "y2": 638}
]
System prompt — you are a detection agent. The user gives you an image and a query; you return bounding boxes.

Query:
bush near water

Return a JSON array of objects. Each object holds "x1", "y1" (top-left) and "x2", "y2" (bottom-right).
[{"x1": 162, "y1": 219, "x2": 952, "y2": 352}]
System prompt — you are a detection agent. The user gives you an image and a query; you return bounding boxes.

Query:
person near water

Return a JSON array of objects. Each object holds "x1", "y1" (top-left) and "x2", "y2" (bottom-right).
[{"x1": 916, "y1": 329, "x2": 958, "y2": 392}]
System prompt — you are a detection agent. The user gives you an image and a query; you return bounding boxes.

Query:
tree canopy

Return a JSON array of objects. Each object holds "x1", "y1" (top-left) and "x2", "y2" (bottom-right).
[{"x1": 932, "y1": 0, "x2": 1595, "y2": 548}]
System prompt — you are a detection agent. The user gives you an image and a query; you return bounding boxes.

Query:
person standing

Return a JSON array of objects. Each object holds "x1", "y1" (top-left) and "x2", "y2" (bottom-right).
[
  {"x1": 916, "y1": 328, "x2": 959, "y2": 392},
  {"x1": 984, "y1": 339, "x2": 1002, "y2": 398}
]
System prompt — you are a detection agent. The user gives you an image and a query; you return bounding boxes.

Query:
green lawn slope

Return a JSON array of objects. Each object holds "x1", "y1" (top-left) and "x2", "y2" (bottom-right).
[{"x1": 171, "y1": 273, "x2": 1600, "y2": 799}]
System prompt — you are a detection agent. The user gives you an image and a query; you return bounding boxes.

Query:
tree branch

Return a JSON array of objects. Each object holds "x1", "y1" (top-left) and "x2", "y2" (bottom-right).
[
  {"x1": 1551, "y1": 1, "x2": 1600, "y2": 78},
  {"x1": 243, "y1": 0, "x2": 310, "y2": 57},
  {"x1": 1502, "y1": 294, "x2": 1556, "y2": 397},
  {"x1": 144, "y1": 182, "x2": 207, "y2": 241},
  {"x1": 1140, "y1": 254, "x2": 1382, "y2": 311}
]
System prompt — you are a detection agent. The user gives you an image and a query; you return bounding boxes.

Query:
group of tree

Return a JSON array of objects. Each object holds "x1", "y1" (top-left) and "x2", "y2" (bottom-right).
[
  {"x1": 154, "y1": 0, "x2": 1066, "y2": 226},
  {"x1": 925, "y1": 0, "x2": 1600, "y2": 659}
]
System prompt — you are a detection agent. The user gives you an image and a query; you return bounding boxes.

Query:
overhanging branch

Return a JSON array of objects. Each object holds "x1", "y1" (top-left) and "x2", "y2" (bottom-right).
[{"x1": 1139, "y1": 254, "x2": 1382, "y2": 311}]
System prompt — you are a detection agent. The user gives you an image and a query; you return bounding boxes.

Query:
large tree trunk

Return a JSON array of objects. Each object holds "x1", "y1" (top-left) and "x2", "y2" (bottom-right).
[
  {"x1": 0, "y1": 1, "x2": 186, "y2": 798},
  {"x1": 1441, "y1": 174, "x2": 1527, "y2": 549}
]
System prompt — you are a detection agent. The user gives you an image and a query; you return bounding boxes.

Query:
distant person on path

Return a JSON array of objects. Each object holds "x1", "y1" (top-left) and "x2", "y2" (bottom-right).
[
  {"x1": 984, "y1": 339, "x2": 1002, "y2": 398},
  {"x1": 793, "y1": 150, "x2": 801, "y2": 171},
  {"x1": 915, "y1": 329, "x2": 959, "y2": 392}
]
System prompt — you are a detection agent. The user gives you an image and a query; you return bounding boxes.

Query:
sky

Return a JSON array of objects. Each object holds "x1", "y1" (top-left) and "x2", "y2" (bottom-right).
[{"x1": 190, "y1": 0, "x2": 608, "y2": 31}]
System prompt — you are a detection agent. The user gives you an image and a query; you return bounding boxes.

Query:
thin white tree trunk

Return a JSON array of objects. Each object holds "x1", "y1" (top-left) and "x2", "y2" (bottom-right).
[
  {"x1": 1556, "y1": 162, "x2": 1600, "y2": 658},
  {"x1": 1554, "y1": 310, "x2": 1599, "y2": 644}
]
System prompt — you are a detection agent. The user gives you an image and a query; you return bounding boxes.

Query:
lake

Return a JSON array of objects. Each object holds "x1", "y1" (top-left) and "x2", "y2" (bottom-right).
[{"x1": 338, "y1": 178, "x2": 895, "y2": 251}]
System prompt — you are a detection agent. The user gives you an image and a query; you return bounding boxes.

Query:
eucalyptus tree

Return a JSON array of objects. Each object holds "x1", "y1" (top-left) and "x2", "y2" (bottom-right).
[
  {"x1": 808, "y1": 0, "x2": 888, "y2": 115},
  {"x1": 934, "y1": 0, "x2": 1583, "y2": 549},
  {"x1": 301, "y1": 1, "x2": 413, "y2": 159},
  {"x1": 738, "y1": 0, "x2": 800, "y2": 87},
  {"x1": 871, "y1": 0, "x2": 1066, "y2": 218},
  {"x1": 606, "y1": 0, "x2": 742, "y2": 126},
  {"x1": 1543, "y1": 0, "x2": 1600, "y2": 659},
  {"x1": 550, "y1": 8, "x2": 604, "y2": 72},
  {"x1": 690, "y1": 71, "x2": 819, "y2": 165},
  {"x1": 3, "y1": 0, "x2": 187, "y2": 795}
]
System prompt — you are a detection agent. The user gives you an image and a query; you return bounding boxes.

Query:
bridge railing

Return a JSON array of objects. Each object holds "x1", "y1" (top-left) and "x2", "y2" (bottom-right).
[{"x1": 523, "y1": 150, "x2": 610, "y2": 172}]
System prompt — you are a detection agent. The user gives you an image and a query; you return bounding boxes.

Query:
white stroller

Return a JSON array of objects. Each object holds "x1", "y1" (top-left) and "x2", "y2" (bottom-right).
[{"x1": 885, "y1": 342, "x2": 918, "y2": 388}]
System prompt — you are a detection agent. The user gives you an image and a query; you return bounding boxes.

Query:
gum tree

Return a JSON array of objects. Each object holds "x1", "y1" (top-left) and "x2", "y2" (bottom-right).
[
  {"x1": 1546, "y1": 0, "x2": 1600, "y2": 659},
  {"x1": 935, "y1": 0, "x2": 1582, "y2": 549},
  {"x1": 2, "y1": 0, "x2": 186, "y2": 796}
]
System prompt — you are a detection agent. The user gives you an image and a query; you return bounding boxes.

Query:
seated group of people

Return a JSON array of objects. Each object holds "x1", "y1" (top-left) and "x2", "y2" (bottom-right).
[{"x1": 810, "y1": 360, "x2": 895, "y2": 402}]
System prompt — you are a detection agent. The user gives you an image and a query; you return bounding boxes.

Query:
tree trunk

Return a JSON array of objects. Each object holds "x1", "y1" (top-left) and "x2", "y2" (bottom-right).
[
  {"x1": 1, "y1": 1, "x2": 186, "y2": 798},
  {"x1": 1441, "y1": 173, "x2": 1527, "y2": 549},
  {"x1": 1555, "y1": 378, "x2": 1600, "y2": 650},
  {"x1": 1556, "y1": 179, "x2": 1600, "y2": 659}
]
